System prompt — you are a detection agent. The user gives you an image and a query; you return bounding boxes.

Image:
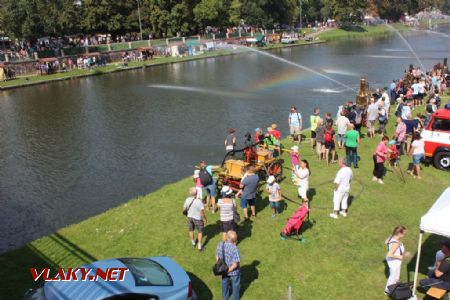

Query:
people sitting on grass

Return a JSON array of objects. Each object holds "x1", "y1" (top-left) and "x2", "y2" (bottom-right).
[
  {"x1": 420, "y1": 239, "x2": 450, "y2": 292},
  {"x1": 266, "y1": 176, "x2": 282, "y2": 218},
  {"x1": 344, "y1": 123, "x2": 360, "y2": 168},
  {"x1": 236, "y1": 165, "x2": 259, "y2": 221},
  {"x1": 372, "y1": 135, "x2": 390, "y2": 185},
  {"x1": 183, "y1": 187, "x2": 207, "y2": 251},
  {"x1": 407, "y1": 132, "x2": 425, "y2": 179},
  {"x1": 330, "y1": 159, "x2": 352, "y2": 219},
  {"x1": 217, "y1": 186, "x2": 237, "y2": 241}
]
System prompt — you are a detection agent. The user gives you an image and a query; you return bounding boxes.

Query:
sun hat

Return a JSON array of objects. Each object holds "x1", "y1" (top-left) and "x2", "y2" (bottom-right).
[
  {"x1": 267, "y1": 176, "x2": 275, "y2": 184},
  {"x1": 291, "y1": 145, "x2": 299, "y2": 152},
  {"x1": 221, "y1": 185, "x2": 233, "y2": 195}
]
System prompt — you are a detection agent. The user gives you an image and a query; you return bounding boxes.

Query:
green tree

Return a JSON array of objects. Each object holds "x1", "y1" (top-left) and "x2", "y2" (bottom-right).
[
  {"x1": 229, "y1": 0, "x2": 242, "y2": 26},
  {"x1": 331, "y1": 0, "x2": 367, "y2": 23},
  {"x1": 193, "y1": 0, "x2": 227, "y2": 29}
]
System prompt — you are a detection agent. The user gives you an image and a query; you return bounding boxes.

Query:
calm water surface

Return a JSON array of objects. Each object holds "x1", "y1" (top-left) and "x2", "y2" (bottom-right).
[{"x1": 0, "y1": 27, "x2": 449, "y2": 252}]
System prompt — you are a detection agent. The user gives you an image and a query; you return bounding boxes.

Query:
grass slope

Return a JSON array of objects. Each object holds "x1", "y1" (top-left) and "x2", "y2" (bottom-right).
[
  {"x1": 318, "y1": 24, "x2": 409, "y2": 42},
  {"x1": 1, "y1": 99, "x2": 449, "y2": 299}
]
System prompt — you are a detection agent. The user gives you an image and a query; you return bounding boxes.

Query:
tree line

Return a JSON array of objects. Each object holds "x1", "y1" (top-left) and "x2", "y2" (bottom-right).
[{"x1": 0, "y1": 0, "x2": 448, "y2": 41}]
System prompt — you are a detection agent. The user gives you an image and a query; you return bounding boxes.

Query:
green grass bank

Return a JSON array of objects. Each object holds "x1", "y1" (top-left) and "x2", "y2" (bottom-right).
[
  {"x1": 1, "y1": 99, "x2": 449, "y2": 299},
  {"x1": 0, "y1": 24, "x2": 411, "y2": 91}
]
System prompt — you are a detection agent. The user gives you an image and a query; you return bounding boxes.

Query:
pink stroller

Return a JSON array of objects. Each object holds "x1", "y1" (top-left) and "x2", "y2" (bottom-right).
[{"x1": 280, "y1": 204, "x2": 309, "y2": 241}]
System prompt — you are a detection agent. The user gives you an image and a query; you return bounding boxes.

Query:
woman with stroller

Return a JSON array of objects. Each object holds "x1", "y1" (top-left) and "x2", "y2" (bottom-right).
[
  {"x1": 217, "y1": 186, "x2": 237, "y2": 241},
  {"x1": 385, "y1": 226, "x2": 410, "y2": 295},
  {"x1": 294, "y1": 160, "x2": 310, "y2": 205}
]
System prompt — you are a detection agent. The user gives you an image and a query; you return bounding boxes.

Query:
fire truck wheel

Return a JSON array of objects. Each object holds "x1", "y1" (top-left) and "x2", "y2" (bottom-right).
[{"x1": 433, "y1": 151, "x2": 450, "y2": 171}]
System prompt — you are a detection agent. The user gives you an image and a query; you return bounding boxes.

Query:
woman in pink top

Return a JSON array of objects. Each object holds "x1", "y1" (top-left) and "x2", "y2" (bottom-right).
[
  {"x1": 373, "y1": 136, "x2": 390, "y2": 184},
  {"x1": 193, "y1": 170, "x2": 204, "y2": 199},
  {"x1": 290, "y1": 145, "x2": 300, "y2": 183}
]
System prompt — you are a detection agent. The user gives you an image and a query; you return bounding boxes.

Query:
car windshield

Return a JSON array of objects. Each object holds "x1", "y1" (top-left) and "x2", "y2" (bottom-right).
[{"x1": 119, "y1": 258, "x2": 173, "y2": 287}]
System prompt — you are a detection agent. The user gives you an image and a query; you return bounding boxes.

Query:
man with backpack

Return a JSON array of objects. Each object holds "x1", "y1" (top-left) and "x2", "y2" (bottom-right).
[{"x1": 199, "y1": 161, "x2": 219, "y2": 213}]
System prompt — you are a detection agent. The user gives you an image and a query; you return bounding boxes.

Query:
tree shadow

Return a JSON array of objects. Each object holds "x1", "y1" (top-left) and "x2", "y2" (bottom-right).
[
  {"x1": 240, "y1": 260, "x2": 260, "y2": 298},
  {"x1": 186, "y1": 272, "x2": 213, "y2": 300},
  {"x1": 202, "y1": 220, "x2": 222, "y2": 248}
]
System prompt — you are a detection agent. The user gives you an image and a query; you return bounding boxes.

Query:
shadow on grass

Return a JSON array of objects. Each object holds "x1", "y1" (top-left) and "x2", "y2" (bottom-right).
[
  {"x1": 0, "y1": 233, "x2": 97, "y2": 299},
  {"x1": 237, "y1": 219, "x2": 253, "y2": 244},
  {"x1": 406, "y1": 234, "x2": 443, "y2": 283},
  {"x1": 187, "y1": 272, "x2": 213, "y2": 300},
  {"x1": 240, "y1": 260, "x2": 260, "y2": 298},
  {"x1": 203, "y1": 220, "x2": 222, "y2": 248}
]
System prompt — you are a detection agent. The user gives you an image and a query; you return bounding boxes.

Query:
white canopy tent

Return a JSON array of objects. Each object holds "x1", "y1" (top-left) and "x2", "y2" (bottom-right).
[{"x1": 412, "y1": 187, "x2": 450, "y2": 295}]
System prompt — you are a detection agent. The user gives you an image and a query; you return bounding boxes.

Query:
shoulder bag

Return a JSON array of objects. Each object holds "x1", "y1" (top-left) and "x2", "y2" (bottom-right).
[
  {"x1": 213, "y1": 242, "x2": 228, "y2": 276},
  {"x1": 182, "y1": 198, "x2": 195, "y2": 216}
]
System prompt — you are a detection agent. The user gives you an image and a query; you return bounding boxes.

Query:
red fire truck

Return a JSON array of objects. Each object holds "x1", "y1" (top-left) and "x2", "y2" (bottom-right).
[{"x1": 422, "y1": 104, "x2": 450, "y2": 171}]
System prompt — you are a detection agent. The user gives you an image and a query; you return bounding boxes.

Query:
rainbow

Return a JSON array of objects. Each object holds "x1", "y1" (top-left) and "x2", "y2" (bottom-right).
[{"x1": 246, "y1": 69, "x2": 311, "y2": 92}]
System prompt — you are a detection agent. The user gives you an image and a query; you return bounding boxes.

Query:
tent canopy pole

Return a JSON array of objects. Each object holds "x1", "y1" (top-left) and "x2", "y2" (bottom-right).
[{"x1": 412, "y1": 230, "x2": 424, "y2": 296}]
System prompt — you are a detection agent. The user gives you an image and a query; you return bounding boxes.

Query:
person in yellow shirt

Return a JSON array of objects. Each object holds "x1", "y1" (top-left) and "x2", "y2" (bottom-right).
[{"x1": 310, "y1": 107, "x2": 320, "y2": 148}]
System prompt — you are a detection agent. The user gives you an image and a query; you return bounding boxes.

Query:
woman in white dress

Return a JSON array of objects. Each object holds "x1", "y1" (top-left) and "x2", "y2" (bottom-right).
[{"x1": 294, "y1": 160, "x2": 310, "y2": 204}]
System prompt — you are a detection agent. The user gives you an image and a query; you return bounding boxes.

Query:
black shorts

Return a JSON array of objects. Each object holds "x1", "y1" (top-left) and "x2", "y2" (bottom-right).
[
  {"x1": 413, "y1": 94, "x2": 420, "y2": 100},
  {"x1": 220, "y1": 220, "x2": 236, "y2": 233},
  {"x1": 187, "y1": 218, "x2": 204, "y2": 233},
  {"x1": 325, "y1": 141, "x2": 335, "y2": 150},
  {"x1": 311, "y1": 131, "x2": 316, "y2": 138}
]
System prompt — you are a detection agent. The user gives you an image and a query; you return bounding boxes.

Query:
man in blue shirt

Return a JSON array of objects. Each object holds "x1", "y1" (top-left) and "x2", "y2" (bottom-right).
[
  {"x1": 411, "y1": 79, "x2": 421, "y2": 107},
  {"x1": 288, "y1": 106, "x2": 302, "y2": 143},
  {"x1": 237, "y1": 165, "x2": 259, "y2": 220},
  {"x1": 199, "y1": 160, "x2": 219, "y2": 213},
  {"x1": 216, "y1": 231, "x2": 241, "y2": 300}
]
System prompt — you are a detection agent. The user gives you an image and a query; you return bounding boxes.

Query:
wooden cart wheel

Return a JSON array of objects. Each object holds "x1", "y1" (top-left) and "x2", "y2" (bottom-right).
[{"x1": 267, "y1": 161, "x2": 283, "y2": 180}]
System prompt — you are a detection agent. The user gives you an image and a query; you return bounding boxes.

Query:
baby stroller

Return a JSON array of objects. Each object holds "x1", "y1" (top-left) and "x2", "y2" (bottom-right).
[{"x1": 280, "y1": 203, "x2": 309, "y2": 242}]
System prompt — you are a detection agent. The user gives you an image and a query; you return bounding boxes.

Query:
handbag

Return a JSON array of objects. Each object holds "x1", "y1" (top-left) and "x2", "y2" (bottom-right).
[
  {"x1": 387, "y1": 282, "x2": 413, "y2": 300},
  {"x1": 213, "y1": 242, "x2": 228, "y2": 276},
  {"x1": 232, "y1": 201, "x2": 240, "y2": 223},
  {"x1": 182, "y1": 198, "x2": 195, "y2": 216}
]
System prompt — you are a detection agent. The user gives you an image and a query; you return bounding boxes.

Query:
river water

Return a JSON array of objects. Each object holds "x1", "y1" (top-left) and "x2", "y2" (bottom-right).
[{"x1": 0, "y1": 27, "x2": 449, "y2": 253}]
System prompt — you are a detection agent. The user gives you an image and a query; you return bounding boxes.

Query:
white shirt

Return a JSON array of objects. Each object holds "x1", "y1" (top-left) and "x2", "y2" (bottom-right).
[
  {"x1": 401, "y1": 105, "x2": 411, "y2": 120},
  {"x1": 336, "y1": 115, "x2": 350, "y2": 135},
  {"x1": 183, "y1": 197, "x2": 204, "y2": 220},
  {"x1": 295, "y1": 167, "x2": 310, "y2": 185},
  {"x1": 367, "y1": 103, "x2": 379, "y2": 121},
  {"x1": 334, "y1": 166, "x2": 353, "y2": 193},
  {"x1": 412, "y1": 139, "x2": 425, "y2": 155}
]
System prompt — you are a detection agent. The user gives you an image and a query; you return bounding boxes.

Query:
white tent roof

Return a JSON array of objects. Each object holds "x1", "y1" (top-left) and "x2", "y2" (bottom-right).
[{"x1": 420, "y1": 187, "x2": 450, "y2": 237}]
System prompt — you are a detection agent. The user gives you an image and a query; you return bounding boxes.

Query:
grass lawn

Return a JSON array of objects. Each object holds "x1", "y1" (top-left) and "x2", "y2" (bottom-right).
[
  {"x1": 1, "y1": 97, "x2": 449, "y2": 299},
  {"x1": 0, "y1": 49, "x2": 238, "y2": 89},
  {"x1": 318, "y1": 24, "x2": 410, "y2": 42}
]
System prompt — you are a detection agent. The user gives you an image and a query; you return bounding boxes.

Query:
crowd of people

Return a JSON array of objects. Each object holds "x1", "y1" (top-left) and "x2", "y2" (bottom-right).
[{"x1": 180, "y1": 61, "x2": 449, "y2": 299}]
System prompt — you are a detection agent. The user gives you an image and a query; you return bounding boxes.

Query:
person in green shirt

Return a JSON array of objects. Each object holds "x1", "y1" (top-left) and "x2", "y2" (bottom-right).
[
  {"x1": 345, "y1": 123, "x2": 360, "y2": 168},
  {"x1": 310, "y1": 107, "x2": 320, "y2": 148}
]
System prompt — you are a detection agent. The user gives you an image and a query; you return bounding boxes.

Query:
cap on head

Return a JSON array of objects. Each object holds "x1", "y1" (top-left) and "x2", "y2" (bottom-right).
[
  {"x1": 267, "y1": 176, "x2": 275, "y2": 184},
  {"x1": 291, "y1": 145, "x2": 299, "y2": 152}
]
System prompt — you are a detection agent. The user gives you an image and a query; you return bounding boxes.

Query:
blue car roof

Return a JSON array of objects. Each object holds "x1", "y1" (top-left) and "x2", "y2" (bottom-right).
[{"x1": 43, "y1": 257, "x2": 190, "y2": 300}]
